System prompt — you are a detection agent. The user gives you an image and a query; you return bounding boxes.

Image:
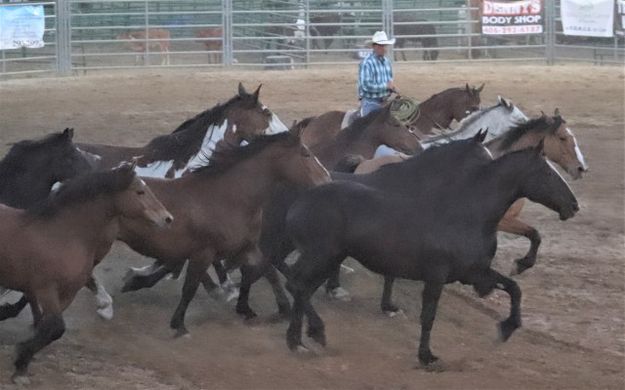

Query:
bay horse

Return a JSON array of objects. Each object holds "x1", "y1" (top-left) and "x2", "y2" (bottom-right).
[
  {"x1": 300, "y1": 84, "x2": 483, "y2": 148},
  {"x1": 284, "y1": 141, "x2": 578, "y2": 366},
  {"x1": 117, "y1": 130, "x2": 330, "y2": 336},
  {"x1": 120, "y1": 104, "x2": 422, "y2": 319},
  {"x1": 0, "y1": 162, "x2": 172, "y2": 384},
  {"x1": 77, "y1": 83, "x2": 289, "y2": 175},
  {"x1": 196, "y1": 27, "x2": 223, "y2": 64},
  {"x1": 336, "y1": 110, "x2": 588, "y2": 313}
]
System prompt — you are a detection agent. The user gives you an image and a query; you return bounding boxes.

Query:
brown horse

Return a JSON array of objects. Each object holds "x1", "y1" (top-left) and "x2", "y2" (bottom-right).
[
  {"x1": 77, "y1": 83, "x2": 288, "y2": 175},
  {"x1": 117, "y1": 130, "x2": 330, "y2": 336},
  {"x1": 345, "y1": 110, "x2": 588, "y2": 313},
  {"x1": 0, "y1": 162, "x2": 172, "y2": 384},
  {"x1": 300, "y1": 84, "x2": 483, "y2": 148}
]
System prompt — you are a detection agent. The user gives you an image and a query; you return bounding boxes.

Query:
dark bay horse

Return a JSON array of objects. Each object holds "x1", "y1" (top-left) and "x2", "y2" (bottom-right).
[
  {"x1": 0, "y1": 162, "x2": 172, "y2": 384},
  {"x1": 300, "y1": 84, "x2": 483, "y2": 148},
  {"x1": 77, "y1": 83, "x2": 288, "y2": 175},
  {"x1": 284, "y1": 141, "x2": 578, "y2": 366},
  {"x1": 0, "y1": 128, "x2": 94, "y2": 209},
  {"x1": 335, "y1": 111, "x2": 588, "y2": 312},
  {"x1": 117, "y1": 131, "x2": 330, "y2": 336}
]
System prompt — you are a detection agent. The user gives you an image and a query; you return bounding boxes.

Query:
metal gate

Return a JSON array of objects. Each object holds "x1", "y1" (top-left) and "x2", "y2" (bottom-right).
[{"x1": 1, "y1": 0, "x2": 623, "y2": 78}]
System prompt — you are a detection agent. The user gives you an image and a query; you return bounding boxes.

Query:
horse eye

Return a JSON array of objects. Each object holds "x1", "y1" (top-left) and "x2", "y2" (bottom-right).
[
  {"x1": 559, "y1": 137, "x2": 567, "y2": 141},
  {"x1": 137, "y1": 190, "x2": 145, "y2": 195}
]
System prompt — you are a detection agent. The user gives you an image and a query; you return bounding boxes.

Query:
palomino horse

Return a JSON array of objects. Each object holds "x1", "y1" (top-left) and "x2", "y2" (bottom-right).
[
  {"x1": 284, "y1": 140, "x2": 578, "y2": 367},
  {"x1": 300, "y1": 84, "x2": 484, "y2": 148},
  {"x1": 77, "y1": 83, "x2": 289, "y2": 175},
  {"x1": 118, "y1": 130, "x2": 330, "y2": 336},
  {"x1": 344, "y1": 110, "x2": 588, "y2": 313},
  {"x1": 0, "y1": 162, "x2": 172, "y2": 384}
]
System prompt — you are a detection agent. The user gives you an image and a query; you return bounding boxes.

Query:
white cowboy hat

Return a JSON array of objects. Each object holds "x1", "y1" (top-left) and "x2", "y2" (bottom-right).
[{"x1": 370, "y1": 31, "x2": 395, "y2": 45}]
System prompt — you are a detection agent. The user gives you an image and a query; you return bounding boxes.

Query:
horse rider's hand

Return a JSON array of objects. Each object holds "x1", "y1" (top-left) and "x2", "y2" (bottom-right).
[{"x1": 387, "y1": 81, "x2": 399, "y2": 95}]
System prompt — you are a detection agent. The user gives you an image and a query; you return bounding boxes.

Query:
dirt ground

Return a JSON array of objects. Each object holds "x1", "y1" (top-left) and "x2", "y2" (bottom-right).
[{"x1": 0, "y1": 64, "x2": 623, "y2": 390}]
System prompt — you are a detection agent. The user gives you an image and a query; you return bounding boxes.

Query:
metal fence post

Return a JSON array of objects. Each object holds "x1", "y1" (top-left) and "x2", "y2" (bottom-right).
[
  {"x1": 304, "y1": 0, "x2": 310, "y2": 67},
  {"x1": 222, "y1": 0, "x2": 233, "y2": 66},
  {"x1": 382, "y1": 0, "x2": 393, "y2": 59},
  {"x1": 56, "y1": 0, "x2": 72, "y2": 75},
  {"x1": 545, "y1": 0, "x2": 555, "y2": 65}
]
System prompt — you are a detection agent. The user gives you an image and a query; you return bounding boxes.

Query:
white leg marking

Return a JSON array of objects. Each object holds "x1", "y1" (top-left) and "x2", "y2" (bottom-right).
[{"x1": 94, "y1": 281, "x2": 114, "y2": 321}]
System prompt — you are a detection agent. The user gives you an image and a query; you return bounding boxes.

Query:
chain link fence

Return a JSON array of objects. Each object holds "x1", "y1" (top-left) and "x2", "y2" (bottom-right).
[{"x1": 1, "y1": 0, "x2": 623, "y2": 78}]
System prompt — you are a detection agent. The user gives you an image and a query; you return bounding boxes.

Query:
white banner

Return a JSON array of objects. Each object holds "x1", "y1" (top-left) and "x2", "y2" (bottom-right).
[
  {"x1": 617, "y1": 0, "x2": 625, "y2": 36},
  {"x1": 561, "y1": 0, "x2": 614, "y2": 37},
  {"x1": 0, "y1": 4, "x2": 45, "y2": 50}
]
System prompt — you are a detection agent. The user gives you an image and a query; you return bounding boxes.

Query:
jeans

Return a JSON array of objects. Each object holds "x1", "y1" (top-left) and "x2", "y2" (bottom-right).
[{"x1": 360, "y1": 97, "x2": 383, "y2": 117}]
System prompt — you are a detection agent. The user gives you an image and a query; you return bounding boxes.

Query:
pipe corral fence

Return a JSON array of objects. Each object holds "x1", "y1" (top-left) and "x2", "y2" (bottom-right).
[{"x1": 1, "y1": 0, "x2": 623, "y2": 78}]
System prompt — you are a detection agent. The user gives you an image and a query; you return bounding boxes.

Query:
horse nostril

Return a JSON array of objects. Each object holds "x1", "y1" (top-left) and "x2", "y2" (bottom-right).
[
  {"x1": 573, "y1": 203, "x2": 580, "y2": 212},
  {"x1": 165, "y1": 216, "x2": 173, "y2": 224}
]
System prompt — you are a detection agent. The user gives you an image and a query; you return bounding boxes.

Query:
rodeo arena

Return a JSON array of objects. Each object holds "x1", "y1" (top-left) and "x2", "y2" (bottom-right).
[{"x1": 0, "y1": 0, "x2": 624, "y2": 388}]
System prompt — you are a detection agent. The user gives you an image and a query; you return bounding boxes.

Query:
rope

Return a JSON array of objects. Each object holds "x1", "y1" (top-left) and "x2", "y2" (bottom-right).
[{"x1": 389, "y1": 96, "x2": 420, "y2": 125}]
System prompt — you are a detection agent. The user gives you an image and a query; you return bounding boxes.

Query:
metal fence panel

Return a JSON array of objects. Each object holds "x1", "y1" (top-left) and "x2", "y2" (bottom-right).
[{"x1": 0, "y1": 0, "x2": 623, "y2": 78}]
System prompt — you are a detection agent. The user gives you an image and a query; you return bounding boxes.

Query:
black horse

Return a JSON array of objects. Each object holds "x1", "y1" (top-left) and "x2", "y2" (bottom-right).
[
  {"x1": 0, "y1": 128, "x2": 95, "y2": 208},
  {"x1": 284, "y1": 140, "x2": 578, "y2": 367}
]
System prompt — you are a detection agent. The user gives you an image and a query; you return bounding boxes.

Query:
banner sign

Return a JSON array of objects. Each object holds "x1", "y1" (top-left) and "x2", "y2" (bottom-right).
[
  {"x1": 0, "y1": 4, "x2": 45, "y2": 50},
  {"x1": 481, "y1": 0, "x2": 544, "y2": 35},
  {"x1": 616, "y1": 0, "x2": 625, "y2": 36},
  {"x1": 561, "y1": 0, "x2": 614, "y2": 37}
]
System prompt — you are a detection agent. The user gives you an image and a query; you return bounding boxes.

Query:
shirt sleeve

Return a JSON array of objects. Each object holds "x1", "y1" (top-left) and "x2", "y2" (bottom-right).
[{"x1": 359, "y1": 60, "x2": 387, "y2": 95}]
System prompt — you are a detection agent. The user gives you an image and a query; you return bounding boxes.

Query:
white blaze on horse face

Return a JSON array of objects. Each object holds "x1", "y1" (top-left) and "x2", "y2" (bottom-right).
[
  {"x1": 567, "y1": 127, "x2": 588, "y2": 170},
  {"x1": 51, "y1": 181, "x2": 63, "y2": 192}
]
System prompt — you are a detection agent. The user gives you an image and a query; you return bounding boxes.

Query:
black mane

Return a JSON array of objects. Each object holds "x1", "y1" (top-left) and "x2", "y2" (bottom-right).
[
  {"x1": 27, "y1": 166, "x2": 135, "y2": 218},
  {"x1": 497, "y1": 115, "x2": 562, "y2": 150},
  {"x1": 0, "y1": 132, "x2": 69, "y2": 175},
  {"x1": 191, "y1": 132, "x2": 296, "y2": 177}
]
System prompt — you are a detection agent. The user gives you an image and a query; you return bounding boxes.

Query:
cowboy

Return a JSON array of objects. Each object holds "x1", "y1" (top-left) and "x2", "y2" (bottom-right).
[{"x1": 358, "y1": 31, "x2": 398, "y2": 117}]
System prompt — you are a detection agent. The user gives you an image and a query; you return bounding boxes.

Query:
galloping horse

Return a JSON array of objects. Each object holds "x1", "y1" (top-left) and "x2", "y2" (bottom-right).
[
  {"x1": 77, "y1": 83, "x2": 288, "y2": 175},
  {"x1": 300, "y1": 84, "x2": 484, "y2": 148},
  {"x1": 284, "y1": 140, "x2": 578, "y2": 367},
  {"x1": 0, "y1": 162, "x2": 172, "y2": 384},
  {"x1": 117, "y1": 130, "x2": 330, "y2": 336}
]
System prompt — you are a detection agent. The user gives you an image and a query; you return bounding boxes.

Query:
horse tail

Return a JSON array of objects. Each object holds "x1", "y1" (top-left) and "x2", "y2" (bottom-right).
[{"x1": 334, "y1": 154, "x2": 365, "y2": 173}]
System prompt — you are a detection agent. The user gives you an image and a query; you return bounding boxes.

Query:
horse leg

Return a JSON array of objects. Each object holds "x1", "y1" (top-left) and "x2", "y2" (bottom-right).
[
  {"x1": 325, "y1": 262, "x2": 350, "y2": 301},
  {"x1": 381, "y1": 275, "x2": 401, "y2": 315},
  {"x1": 498, "y1": 215, "x2": 541, "y2": 276},
  {"x1": 417, "y1": 280, "x2": 445, "y2": 367},
  {"x1": 12, "y1": 292, "x2": 65, "y2": 385},
  {"x1": 121, "y1": 263, "x2": 178, "y2": 293},
  {"x1": 236, "y1": 262, "x2": 264, "y2": 320},
  {"x1": 0, "y1": 295, "x2": 28, "y2": 321},
  {"x1": 214, "y1": 260, "x2": 239, "y2": 301},
  {"x1": 264, "y1": 265, "x2": 291, "y2": 319},
  {"x1": 170, "y1": 253, "x2": 213, "y2": 337},
  {"x1": 490, "y1": 269, "x2": 522, "y2": 341},
  {"x1": 85, "y1": 275, "x2": 113, "y2": 320}
]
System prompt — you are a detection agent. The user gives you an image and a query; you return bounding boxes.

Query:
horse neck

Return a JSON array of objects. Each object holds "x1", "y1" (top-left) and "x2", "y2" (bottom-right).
[
  {"x1": 190, "y1": 155, "x2": 279, "y2": 214},
  {"x1": 416, "y1": 92, "x2": 455, "y2": 130},
  {"x1": 314, "y1": 125, "x2": 379, "y2": 167},
  {"x1": 0, "y1": 168, "x2": 54, "y2": 208},
  {"x1": 486, "y1": 130, "x2": 543, "y2": 159}
]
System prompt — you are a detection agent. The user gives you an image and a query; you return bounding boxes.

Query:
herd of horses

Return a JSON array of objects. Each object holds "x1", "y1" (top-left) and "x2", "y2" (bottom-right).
[{"x1": 0, "y1": 82, "x2": 587, "y2": 384}]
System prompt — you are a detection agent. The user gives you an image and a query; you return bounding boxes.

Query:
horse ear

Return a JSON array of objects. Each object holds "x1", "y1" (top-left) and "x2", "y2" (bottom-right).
[
  {"x1": 62, "y1": 128, "x2": 74, "y2": 140},
  {"x1": 473, "y1": 128, "x2": 488, "y2": 143},
  {"x1": 238, "y1": 82, "x2": 247, "y2": 96},
  {"x1": 253, "y1": 84, "x2": 262, "y2": 102},
  {"x1": 289, "y1": 123, "x2": 303, "y2": 139},
  {"x1": 476, "y1": 83, "x2": 485, "y2": 93},
  {"x1": 554, "y1": 107, "x2": 560, "y2": 117},
  {"x1": 534, "y1": 139, "x2": 545, "y2": 155},
  {"x1": 465, "y1": 83, "x2": 471, "y2": 93}
]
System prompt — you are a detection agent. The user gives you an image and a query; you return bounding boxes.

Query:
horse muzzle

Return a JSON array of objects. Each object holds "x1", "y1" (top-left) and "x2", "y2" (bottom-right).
[{"x1": 559, "y1": 202, "x2": 579, "y2": 221}]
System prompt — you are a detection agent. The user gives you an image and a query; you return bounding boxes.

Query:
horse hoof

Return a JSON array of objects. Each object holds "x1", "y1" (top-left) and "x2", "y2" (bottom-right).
[
  {"x1": 293, "y1": 344, "x2": 310, "y2": 354},
  {"x1": 173, "y1": 328, "x2": 190, "y2": 339},
  {"x1": 327, "y1": 287, "x2": 351, "y2": 302},
  {"x1": 11, "y1": 374, "x2": 30, "y2": 386},
  {"x1": 384, "y1": 308, "x2": 404, "y2": 318},
  {"x1": 96, "y1": 305, "x2": 114, "y2": 321},
  {"x1": 511, "y1": 258, "x2": 532, "y2": 276},
  {"x1": 224, "y1": 287, "x2": 240, "y2": 302}
]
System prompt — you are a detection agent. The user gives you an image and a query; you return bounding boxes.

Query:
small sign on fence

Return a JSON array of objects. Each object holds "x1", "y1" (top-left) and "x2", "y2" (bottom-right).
[
  {"x1": 561, "y1": 0, "x2": 614, "y2": 37},
  {"x1": 0, "y1": 4, "x2": 45, "y2": 50},
  {"x1": 615, "y1": 0, "x2": 625, "y2": 36},
  {"x1": 481, "y1": 0, "x2": 544, "y2": 35}
]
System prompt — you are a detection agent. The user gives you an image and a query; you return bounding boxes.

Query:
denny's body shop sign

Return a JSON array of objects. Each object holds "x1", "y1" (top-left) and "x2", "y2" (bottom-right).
[{"x1": 481, "y1": 0, "x2": 544, "y2": 35}]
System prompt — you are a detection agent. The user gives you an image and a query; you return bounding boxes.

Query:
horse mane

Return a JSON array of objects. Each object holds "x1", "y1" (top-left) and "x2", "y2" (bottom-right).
[
  {"x1": 456, "y1": 103, "x2": 500, "y2": 130},
  {"x1": 0, "y1": 132, "x2": 68, "y2": 175},
  {"x1": 295, "y1": 116, "x2": 316, "y2": 131},
  {"x1": 26, "y1": 166, "x2": 135, "y2": 218},
  {"x1": 143, "y1": 94, "x2": 248, "y2": 163},
  {"x1": 191, "y1": 132, "x2": 297, "y2": 177},
  {"x1": 497, "y1": 115, "x2": 562, "y2": 150},
  {"x1": 338, "y1": 107, "x2": 387, "y2": 142}
]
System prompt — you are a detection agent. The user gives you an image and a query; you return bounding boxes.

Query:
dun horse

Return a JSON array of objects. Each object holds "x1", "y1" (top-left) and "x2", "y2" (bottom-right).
[
  {"x1": 117, "y1": 130, "x2": 330, "y2": 336},
  {"x1": 0, "y1": 162, "x2": 172, "y2": 384},
  {"x1": 284, "y1": 140, "x2": 578, "y2": 367},
  {"x1": 300, "y1": 84, "x2": 483, "y2": 148}
]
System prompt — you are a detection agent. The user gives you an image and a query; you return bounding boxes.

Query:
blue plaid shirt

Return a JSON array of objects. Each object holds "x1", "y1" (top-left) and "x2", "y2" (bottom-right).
[{"x1": 358, "y1": 52, "x2": 393, "y2": 100}]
